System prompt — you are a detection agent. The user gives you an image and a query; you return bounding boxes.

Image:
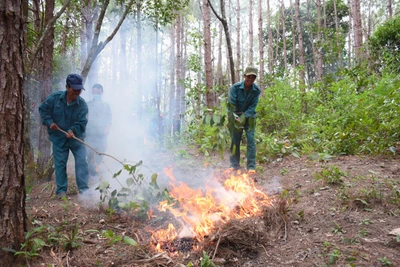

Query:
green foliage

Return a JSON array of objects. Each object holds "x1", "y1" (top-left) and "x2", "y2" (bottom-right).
[
  {"x1": 96, "y1": 162, "x2": 168, "y2": 218},
  {"x1": 370, "y1": 15, "x2": 400, "y2": 75},
  {"x1": 314, "y1": 165, "x2": 347, "y2": 185},
  {"x1": 184, "y1": 103, "x2": 230, "y2": 158},
  {"x1": 61, "y1": 224, "x2": 83, "y2": 251},
  {"x1": 251, "y1": 72, "x2": 400, "y2": 160},
  {"x1": 331, "y1": 222, "x2": 345, "y2": 235},
  {"x1": 327, "y1": 249, "x2": 341, "y2": 265},
  {"x1": 200, "y1": 251, "x2": 216, "y2": 267},
  {"x1": 378, "y1": 257, "x2": 393, "y2": 266}
]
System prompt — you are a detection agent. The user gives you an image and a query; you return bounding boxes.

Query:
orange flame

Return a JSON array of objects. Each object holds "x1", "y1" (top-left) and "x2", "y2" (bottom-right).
[{"x1": 152, "y1": 167, "x2": 273, "y2": 249}]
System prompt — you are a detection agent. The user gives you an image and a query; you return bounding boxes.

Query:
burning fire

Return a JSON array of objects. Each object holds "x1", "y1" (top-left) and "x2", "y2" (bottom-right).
[{"x1": 151, "y1": 167, "x2": 273, "y2": 251}]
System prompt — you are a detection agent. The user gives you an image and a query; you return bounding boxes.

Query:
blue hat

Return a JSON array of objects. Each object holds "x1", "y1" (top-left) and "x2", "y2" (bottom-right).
[{"x1": 66, "y1": 74, "x2": 85, "y2": 90}]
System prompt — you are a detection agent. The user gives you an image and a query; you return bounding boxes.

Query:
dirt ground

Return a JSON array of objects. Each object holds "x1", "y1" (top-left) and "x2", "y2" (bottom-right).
[{"x1": 24, "y1": 149, "x2": 400, "y2": 267}]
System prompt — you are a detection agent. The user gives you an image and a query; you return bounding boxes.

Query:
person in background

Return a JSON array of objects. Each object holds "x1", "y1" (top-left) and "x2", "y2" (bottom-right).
[
  {"x1": 39, "y1": 73, "x2": 89, "y2": 199},
  {"x1": 228, "y1": 65, "x2": 261, "y2": 174},
  {"x1": 86, "y1": 83, "x2": 112, "y2": 180}
]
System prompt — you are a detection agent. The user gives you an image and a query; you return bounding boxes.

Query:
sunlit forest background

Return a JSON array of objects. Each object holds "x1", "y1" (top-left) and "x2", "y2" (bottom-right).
[{"x1": 21, "y1": 0, "x2": 400, "y2": 177}]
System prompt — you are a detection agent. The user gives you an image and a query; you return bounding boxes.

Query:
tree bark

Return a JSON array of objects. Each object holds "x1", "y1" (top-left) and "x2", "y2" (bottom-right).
[
  {"x1": 316, "y1": 0, "x2": 323, "y2": 80},
  {"x1": 281, "y1": 0, "x2": 288, "y2": 74},
  {"x1": 218, "y1": 23, "x2": 223, "y2": 85},
  {"x1": 235, "y1": 0, "x2": 241, "y2": 80},
  {"x1": 333, "y1": 0, "x2": 342, "y2": 69},
  {"x1": 203, "y1": 0, "x2": 214, "y2": 108},
  {"x1": 267, "y1": 0, "x2": 273, "y2": 75},
  {"x1": 347, "y1": 0, "x2": 352, "y2": 67},
  {"x1": 37, "y1": 0, "x2": 55, "y2": 180},
  {"x1": 169, "y1": 22, "x2": 176, "y2": 135},
  {"x1": 388, "y1": 0, "x2": 392, "y2": 18},
  {"x1": 295, "y1": 0, "x2": 307, "y2": 113},
  {"x1": 80, "y1": 0, "x2": 134, "y2": 82},
  {"x1": 290, "y1": 0, "x2": 296, "y2": 69},
  {"x1": 0, "y1": 0, "x2": 27, "y2": 263},
  {"x1": 175, "y1": 13, "x2": 183, "y2": 132},
  {"x1": 351, "y1": 0, "x2": 363, "y2": 63},
  {"x1": 208, "y1": 0, "x2": 235, "y2": 84},
  {"x1": 249, "y1": 0, "x2": 254, "y2": 65},
  {"x1": 258, "y1": 0, "x2": 264, "y2": 89}
]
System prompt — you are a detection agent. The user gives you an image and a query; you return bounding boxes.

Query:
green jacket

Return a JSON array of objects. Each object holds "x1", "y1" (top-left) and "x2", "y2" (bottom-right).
[
  {"x1": 228, "y1": 80, "x2": 261, "y2": 130},
  {"x1": 39, "y1": 91, "x2": 88, "y2": 145}
]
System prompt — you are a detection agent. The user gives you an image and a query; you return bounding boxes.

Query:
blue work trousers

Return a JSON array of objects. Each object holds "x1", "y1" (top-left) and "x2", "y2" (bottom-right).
[
  {"x1": 53, "y1": 140, "x2": 89, "y2": 194},
  {"x1": 230, "y1": 126, "x2": 256, "y2": 170}
]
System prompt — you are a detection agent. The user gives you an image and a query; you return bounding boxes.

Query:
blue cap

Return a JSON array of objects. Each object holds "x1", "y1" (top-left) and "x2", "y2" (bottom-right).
[{"x1": 66, "y1": 74, "x2": 85, "y2": 90}]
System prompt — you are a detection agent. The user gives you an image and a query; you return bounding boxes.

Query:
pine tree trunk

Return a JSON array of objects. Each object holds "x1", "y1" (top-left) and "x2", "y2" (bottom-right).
[
  {"x1": 267, "y1": 0, "x2": 273, "y2": 75},
  {"x1": 218, "y1": 23, "x2": 223, "y2": 85},
  {"x1": 168, "y1": 22, "x2": 176, "y2": 135},
  {"x1": 388, "y1": 0, "x2": 392, "y2": 18},
  {"x1": 249, "y1": 0, "x2": 254, "y2": 65},
  {"x1": 0, "y1": 0, "x2": 28, "y2": 263},
  {"x1": 258, "y1": 0, "x2": 265, "y2": 89},
  {"x1": 235, "y1": 0, "x2": 241, "y2": 81},
  {"x1": 204, "y1": 0, "x2": 214, "y2": 108},
  {"x1": 333, "y1": 0, "x2": 342, "y2": 69},
  {"x1": 352, "y1": 0, "x2": 363, "y2": 63},
  {"x1": 175, "y1": 13, "x2": 182, "y2": 132},
  {"x1": 295, "y1": 0, "x2": 307, "y2": 113},
  {"x1": 37, "y1": 0, "x2": 55, "y2": 180},
  {"x1": 290, "y1": 0, "x2": 296, "y2": 69},
  {"x1": 316, "y1": 0, "x2": 323, "y2": 80},
  {"x1": 281, "y1": 0, "x2": 288, "y2": 74}
]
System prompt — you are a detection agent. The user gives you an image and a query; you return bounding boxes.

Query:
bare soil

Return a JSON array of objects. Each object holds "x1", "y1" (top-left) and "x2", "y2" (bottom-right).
[{"x1": 25, "y1": 150, "x2": 400, "y2": 267}]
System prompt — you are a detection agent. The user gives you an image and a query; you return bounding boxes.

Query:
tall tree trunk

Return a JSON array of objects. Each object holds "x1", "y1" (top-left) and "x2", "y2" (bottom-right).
[
  {"x1": 258, "y1": 0, "x2": 265, "y2": 89},
  {"x1": 80, "y1": 0, "x2": 134, "y2": 81},
  {"x1": 281, "y1": 0, "x2": 287, "y2": 74},
  {"x1": 204, "y1": 0, "x2": 214, "y2": 108},
  {"x1": 218, "y1": 23, "x2": 223, "y2": 85},
  {"x1": 0, "y1": 0, "x2": 27, "y2": 263},
  {"x1": 60, "y1": 4, "x2": 70, "y2": 55},
  {"x1": 347, "y1": 0, "x2": 352, "y2": 67},
  {"x1": 169, "y1": 23, "x2": 176, "y2": 135},
  {"x1": 235, "y1": 0, "x2": 241, "y2": 80},
  {"x1": 388, "y1": 0, "x2": 392, "y2": 18},
  {"x1": 333, "y1": 0, "x2": 342, "y2": 69},
  {"x1": 351, "y1": 0, "x2": 363, "y2": 63},
  {"x1": 136, "y1": 0, "x2": 143, "y2": 117},
  {"x1": 249, "y1": 0, "x2": 254, "y2": 64},
  {"x1": 208, "y1": 0, "x2": 235, "y2": 84},
  {"x1": 37, "y1": 0, "x2": 55, "y2": 180},
  {"x1": 290, "y1": 0, "x2": 296, "y2": 69},
  {"x1": 295, "y1": 0, "x2": 307, "y2": 113},
  {"x1": 80, "y1": 0, "x2": 93, "y2": 71},
  {"x1": 175, "y1": 13, "x2": 182, "y2": 133},
  {"x1": 316, "y1": 0, "x2": 323, "y2": 80},
  {"x1": 267, "y1": 0, "x2": 273, "y2": 75},
  {"x1": 307, "y1": 0, "x2": 317, "y2": 84}
]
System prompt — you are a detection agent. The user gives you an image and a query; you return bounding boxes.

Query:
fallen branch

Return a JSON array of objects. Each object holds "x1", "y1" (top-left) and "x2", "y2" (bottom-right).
[{"x1": 212, "y1": 231, "x2": 221, "y2": 259}]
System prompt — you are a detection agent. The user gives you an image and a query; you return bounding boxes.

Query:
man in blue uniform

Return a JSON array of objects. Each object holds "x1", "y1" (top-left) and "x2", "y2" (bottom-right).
[
  {"x1": 86, "y1": 83, "x2": 112, "y2": 179},
  {"x1": 228, "y1": 65, "x2": 261, "y2": 174},
  {"x1": 39, "y1": 74, "x2": 89, "y2": 199}
]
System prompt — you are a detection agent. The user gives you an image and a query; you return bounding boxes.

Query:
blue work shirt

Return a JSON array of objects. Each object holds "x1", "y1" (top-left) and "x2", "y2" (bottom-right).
[
  {"x1": 229, "y1": 80, "x2": 261, "y2": 118},
  {"x1": 39, "y1": 91, "x2": 88, "y2": 146}
]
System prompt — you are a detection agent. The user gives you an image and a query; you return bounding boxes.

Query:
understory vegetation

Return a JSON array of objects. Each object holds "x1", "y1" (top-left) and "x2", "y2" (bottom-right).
[{"x1": 185, "y1": 70, "x2": 400, "y2": 164}]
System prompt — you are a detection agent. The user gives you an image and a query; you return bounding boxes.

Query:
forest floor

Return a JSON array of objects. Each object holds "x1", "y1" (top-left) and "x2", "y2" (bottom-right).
[{"x1": 24, "y1": 145, "x2": 400, "y2": 267}]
